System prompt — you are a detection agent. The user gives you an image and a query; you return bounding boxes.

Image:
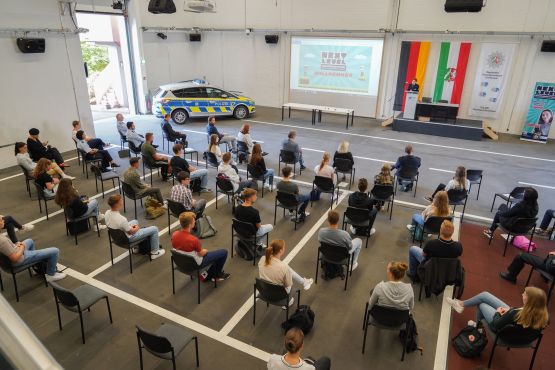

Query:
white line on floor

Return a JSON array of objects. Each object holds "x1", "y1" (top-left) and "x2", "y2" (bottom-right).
[
  {"x1": 0, "y1": 156, "x2": 79, "y2": 182},
  {"x1": 303, "y1": 147, "x2": 394, "y2": 164},
  {"x1": 429, "y1": 167, "x2": 454, "y2": 173},
  {"x1": 518, "y1": 181, "x2": 555, "y2": 190}
]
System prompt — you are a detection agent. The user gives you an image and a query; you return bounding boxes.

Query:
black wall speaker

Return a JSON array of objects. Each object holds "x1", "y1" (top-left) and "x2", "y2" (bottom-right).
[
  {"x1": 540, "y1": 41, "x2": 555, "y2": 53},
  {"x1": 265, "y1": 35, "x2": 279, "y2": 44},
  {"x1": 16, "y1": 38, "x2": 46, "y2": 53},
  {"x1": 189, "y1": 34, "x2": 201, "y2": 42},
  {"x1": 148, "y1": 0, "x2": 176, "y2": 14},
  {"x1": 445, "y1": 0, "x2": 484, "y2": 12}
]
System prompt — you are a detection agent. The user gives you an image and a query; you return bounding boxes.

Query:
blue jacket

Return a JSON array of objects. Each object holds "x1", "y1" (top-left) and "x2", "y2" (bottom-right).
[{"x1": 206, "y1": 123, "x2": 222, "y2": 139}]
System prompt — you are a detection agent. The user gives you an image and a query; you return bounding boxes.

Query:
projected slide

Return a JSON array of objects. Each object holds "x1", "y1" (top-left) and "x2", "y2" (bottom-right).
[{"x1": 290, "y1": 37, "x2": 383, "y2": 96}]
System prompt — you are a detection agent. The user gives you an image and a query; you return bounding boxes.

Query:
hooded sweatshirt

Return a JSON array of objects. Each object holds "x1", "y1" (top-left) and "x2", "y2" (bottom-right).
[
  {"x1": 348, "y1": 191, "x2": 373, "y2": 210},
  {"x1": 217, "y1": 162, "x2": 240, "y2": 191},
  {"x1": 368, "y1": 280, "x2": 414, "y2": 312}
]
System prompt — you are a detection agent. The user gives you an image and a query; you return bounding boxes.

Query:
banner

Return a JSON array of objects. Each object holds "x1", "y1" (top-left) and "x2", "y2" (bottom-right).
[
  {"x1": 432, "y1": 42, "x2": 472, "y2": 104},
  {"x1": 468, "y1": 43, "x2": 516, "y2": 118},
  {"x1": 393, "y1": 41, "x2": 431, "y2": 111},
  {"x1": 521, "y1": 82, "x2": 555, "y2": 143}
]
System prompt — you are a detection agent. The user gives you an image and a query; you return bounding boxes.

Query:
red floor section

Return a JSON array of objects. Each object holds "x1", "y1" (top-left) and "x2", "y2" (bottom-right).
[{"x1": 448, "y1": 222, "x2": 555, "y2": 370}]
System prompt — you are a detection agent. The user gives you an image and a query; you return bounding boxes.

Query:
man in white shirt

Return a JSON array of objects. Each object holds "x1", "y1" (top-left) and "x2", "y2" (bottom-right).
[
  {"x1": 75, "y1": 130, "x2": 119, "y2": 171},
  {"x1": 116, "y1": 113, "x2": 127, "y2": 137},
  {"x1": 104, "y1": 194, "x2": 165, "y2": 259},
  {"x1": 126, "y1": 121, "x2": 145, "y2": 149}
]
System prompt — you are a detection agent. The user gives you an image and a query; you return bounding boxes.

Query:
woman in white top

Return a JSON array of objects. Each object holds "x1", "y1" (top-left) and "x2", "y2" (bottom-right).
[
  {"x1": 14, "y1": 142, "x2": 72, "y2": 179},
  {"x1": 313, "y1": 152, "x2": 337, "y2": 184},
  {"x1": 426, "y1": 166, "x2": 470, "y2": 202},
  {"x1": 208, "y1": 134, "x2": 222, "y2": 160},
  {"x1": 217, "y1": 152, "x2": 257, "y2": 193},
  {"x1": 368, "y1": 261, "x2": 414, "y2": 312},
  {"x1": 237, "y1": 123, "x2": 254, "y2": 153},
  {"x1": 267, "y1": 328, "x2": 331, "y2": 370}
]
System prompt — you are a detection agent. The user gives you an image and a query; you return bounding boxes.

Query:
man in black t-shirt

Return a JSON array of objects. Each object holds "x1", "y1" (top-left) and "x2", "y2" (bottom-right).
[
  {"x1": 234, "y1": 188, "x2": 272, "y2": 242},
  {"x1": 348, "y1": 178, "x2": 378, "y2": 236},
  {"x1": 170, "y1": 143, "x2": 210, "y2": 192},
  {"x1": 407, "y1": 220, "x2": 462, "y2": 278}
]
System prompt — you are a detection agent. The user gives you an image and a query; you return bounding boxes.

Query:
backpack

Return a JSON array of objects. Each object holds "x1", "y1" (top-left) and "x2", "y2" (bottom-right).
[
  {"x1": 190, "y1": 177, "x2": 202, "y2": 194},
  {"x1": 192, "y1": 215, "x2": 217, "y2": 239},
  {"x1": 320, "y1": 261, "x2": 344, "y2": 280},
  {"x1": 67, "y1": 218, "x2": 89, "y2": 235},
  {"x1": 234, "y1": 240, "x2": 265, "y2": 261},
  {"x1": 399, "y1": 316, "x2": 423, "y2": 355},
  {"x1": 310, "y1": 189, "x2": 321, "y2": 201},
  {"x1": 144, "y1": 196, "x2": 165, "y2": 220},
  {"x1": 281, "y1": 305, "x2": 315, "y2": 335},
  {"x1": 452, "y1": 324, "x2": 488, "y2": 358}
]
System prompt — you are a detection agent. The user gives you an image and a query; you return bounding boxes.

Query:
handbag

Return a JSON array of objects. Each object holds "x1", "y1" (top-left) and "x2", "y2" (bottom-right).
[{"x1": 512, "y1": 235, "x2": 537, "y2": 252}]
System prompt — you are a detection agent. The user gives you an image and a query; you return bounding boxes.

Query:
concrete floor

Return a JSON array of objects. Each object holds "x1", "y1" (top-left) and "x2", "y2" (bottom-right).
[{"x1": 1, "y1": 106, "x2": 554, "y2": 370}]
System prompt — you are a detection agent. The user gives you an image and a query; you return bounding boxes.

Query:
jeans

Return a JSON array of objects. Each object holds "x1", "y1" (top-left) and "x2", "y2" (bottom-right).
[
  {"x1": 540, "y1": 209, "x2": 555, "y2": 230},
  {"x1": 295, "y1": 153, "x2": 304, "y2": 166},
  {"x1": 220, "y1": 135, "x2": 237, "y2": 150},
  {"x1": 408, "y1": 246, "x2": 425, "y2": 276},
  {"x1": 297, "y1": 194, "x2": 310, "y2": 217},
  {"x1": 490, "y1": 204, "x2": 508, "y2": 232},
  {"x1": 87, "y1": 138, "x2": 106, "y2": 150},
  {"x1": 263, "y1": 169, "x2": 275, "y2": 186},
  {"x1": 80, "y1": 199, "x2": 99, "y2": 219},
  {"x1": 86, "y1": 150, "x2": 113, "y2": 170},
  {"x1": 2, "y1": 215, "x2": 23, "y2": 243},
  {"x1": 128, "y1": 220, "x2": 160, "y2": 253},
  {"x1": 200, "y1": 249, "x2": 227, "y2": 279},
  {"x1": 256, "y1": 224, "x2": 273, "y2": 239},
  {"x1": 463, "y1": 291, "x2": 509, "y2": 326},
  {"x1": 190, "y1": 169, "x2": 209, "y2": 188},
  {"x1": 412, "y1": 213, "x2": 425, "y2": 227},
  {"x1": 13, "y1": 239, "x2": 59, "y2": 276},
  {"x1": 350, "y1": 238, "x2": 362, "y2": 265}
]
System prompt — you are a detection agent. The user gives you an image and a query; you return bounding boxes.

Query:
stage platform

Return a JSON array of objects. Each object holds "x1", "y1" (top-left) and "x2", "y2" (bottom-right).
[{"x1": 392, "y1": 117, "x2": 484, "y2": 141}]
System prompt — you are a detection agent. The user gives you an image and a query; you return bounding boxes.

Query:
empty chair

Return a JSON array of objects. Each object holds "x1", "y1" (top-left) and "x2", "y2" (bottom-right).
[
  {"x1": 33, "y1": 182, "x2": 56, "y2": 220},
  {"x1": 412, "y1": 216, "x2": 453, "y2": 247},
  {"x1": 394, "y1": 168, "x2": 419, "y2": 197},
  {"x1": 526, "y1": 267, "x2": 555, "y2": 304},
  {"x1": 171, "y1": 250, "x2": 217, "y2": 304},
  {"x1": 128, "y1": 141, "x2": 142, "y2": 157},
  {"x1": 49, "y1": 281, "x2": 112, "y2": 344},
  {"x1": 342, "y1": 206, "x2": 377, "y2": 249},
  {"x1": 488, "y1": 217, "x2": 537, "y2": 256},
  {"x1": 312, "y1": 176, "x2": 340, "y2": 209},
  {"x1": 166, "y1": 199, "x2": 187, "y2": 232},
  {"x1": 246, "y1": 163, "x2": 268, "y2": 197},
  {"x1": 107, "y1": 228, "x2": 151, "y2": 274},
  {"x1": 253, "y1": 278, "x2": 300, "y2": 325},
  {"x1": 136, "y1": 324, "x2": 199, "y2": 370},
  {"x1": 491, "y1": 186, "x2": 526, "y2": 212},
  {"x1": 231, "y1": 218, "x2": 267, "y2": 266},
  {"x1": 0, "y1": 254, "x2": 47, "y2": 302},
  {"x1": 278, "y1": 150, "x2": 301, "y2": 176},
  {"x1": 334, "y1": 157, "x2": 355, "y2": 188},
  {"x1": 203, "y1": 151, "x2": 219, "y2": 169},
  {"x1": 274, "y1": 191, "x2": 303, "y2": 230},
  {"x1": 119, "y1": 132, "x2": 128, "y2": 150},
  {"x1": 62, "y1": 207, "x2": 101, "y2": 246},
  {"x1": 91, "y1": 165, "x2": 121, "y2": 198},
  {"x1": 466, "y1": 169, "x2": 483, "y2": 200},
  {"x1": 370, "y1": 184, "x2": 395, "y2": 220},
  {"x1": 121, "y1": 181, "x2": 149, "y2": 220},
  {"x1": 215, "y1": 176, "x2": 236, "y2": 212},
  {"x1": 19, "y1": 165, "x2": 34, "y2": 198},
  {"x1": 447, "y1": 188, "x2": 469, "y2": 223},
  {"x1": 315, "y1": 242, "x2": 353, "y2": 291}
]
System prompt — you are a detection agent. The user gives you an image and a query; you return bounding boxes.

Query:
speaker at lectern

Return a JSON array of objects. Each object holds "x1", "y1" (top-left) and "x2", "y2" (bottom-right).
[{"x1": 403, "y1": 91, "x2": 419, "y2": 119}]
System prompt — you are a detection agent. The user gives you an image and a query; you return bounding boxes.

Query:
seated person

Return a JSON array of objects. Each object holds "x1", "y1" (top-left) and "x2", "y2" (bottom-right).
[
  {"x1": 237, "y1": 123, "x2": 254, "y2": 153},
  {"x1": 170, "y1": 171, "x2": 207, "y2": 216},
  {"x1": 484, "y1": 187, "x2": 538, "y2": 239},
  {"x1": 235, "y1": 188, "x2": 273, "y2": 242},
  {"x1": 425, "y1": 166, "x2": 470, "y2": 202},
  {"x1": 141, "y1": 132, "x2": 170, "y2": 181},
  {"x1": 0, "y1": 214, "x2": 34, "y2": 243},
  {"x1": 391, "y1": 144, "x2": 421, "y2": 192},
  {"x1": 172, "y1": 211, "x2": 230, "y2": 282},
  {"x1": 368, "y1": 262, "x2": 414, "y2": 312},
  {"x1": 249, "y1": 143, "x2": 273, "y2": 190},
  {"x1": 267, "y1": 328, "x2": 331, "y2": 370},
  {"x1": 126, "y1": 121, "x2": 145, "y2": 149},
  {"x1": 534, "y1": 209, "x2": 554, "y2": 236},
  {"x1": 446, "y1": 287, "x2": 548, "y2": 333},
  {"x1": 116, "y1": 113, "x2": 127, "y2": 137},
  {"x1": 500, "y1": 251, "x2": 555, "y2": 284},
  {"x1": 318, "y1": 210, "x2": 362, "y2": 270},
  {"x1": 0, "y1": 218, "x2": 66, "y2": 282},
  {"x1": 170, "y1": 144, "x2": 210, "y2": 192},
  {"x1": 33, "y1": 158, "x2": 60, "y2": 196},
  {"x1": 15, "y1": 142, "x2": 74, "y2": 180},
  {"x1": 409, "y1": 190, "x2": 451, "y2": 230},
  {"x1": 208, "y1": 134, "x2": 223, "y2": 162},
  {"x1": 104, "y1": 194, "x2": 165, "y2": 259},
  {"x1": 348, "y1": 178, "x2": 377, "y2": 236},
  {"x1": 54, "y1": 179, "x2": 106, "y2": 232},
  {"x1": 407, "y1": 220, "x2": 462, "y2": 279},
  {"x1": 206, "y1": 115, "x2": 237, "y2": 151},
  {"x1": 123, "y1": 157, "x2": 165, "y2": 205},
  {"x1": 75, "y1": 130, "x2": 119, "y2": 171},
  {"x1": 218, "y1": 152, "x2": 257, "y2": 193},
  {"x1": 374, "y1": 163, "x2": 393, "y2": 186},
  {"x1": 276, "y1": 166, "x2": 310, "y2": 221},
  {"x1": 332, "y1": 140, "x2": 354, "y2": 180},
  {"x1": 27, "y1": 128, "x2": 66, "y2": 168},
  {"x1": 161, "y1": 114, "x2": 187, "y2": 146},
  {"x1": 282, "y1": 131, "x2": 305, "y2": 170},
  {"x1": 71, "y1": 120, "x2": 108, "y2": 150},
  {"x1": 314, "y1": 152, "x2": 337, "y2": 184}
]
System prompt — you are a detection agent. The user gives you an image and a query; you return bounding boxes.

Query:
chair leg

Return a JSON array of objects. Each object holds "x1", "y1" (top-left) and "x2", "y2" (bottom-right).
[
  {"x1": 490, "y1": 194, "x2": 498, "y2": 212},
  {"x1": 503, "y1": 233, "x2": 511, "y2": 256},
  {"x1": 197, "y1": 270, "x2": 201, "y2": 304},
  {"x1": 315, "y1": 253, "x2": 320, "y2": 284},
  {"x1": 194, "y1": 336, "x2": 200, "y2": 367},
  {"x1": 477, "y1": 179, "x2": 482, "y2": 200},
  {"x1": 487, "y1": 339, "x2": 498, "y2": 368},
  {"x1": 252, "y1": 284, "x2": 256, "y2": 325},
  {"x1": 106, "y1": 297, "x2": 113, "y2": 323},
  {"x1": 362, "y1": 318, "x2": 369, "y2": 354},
  {"x1": 55, "y1": 297, "x2": 63, "y2": 330},
  {"x1": 12, "y1": 273, "x2": 19, "y2": 302},
  {"x1": 79, "y1": 310, "x2": 86, "y2": 344}
]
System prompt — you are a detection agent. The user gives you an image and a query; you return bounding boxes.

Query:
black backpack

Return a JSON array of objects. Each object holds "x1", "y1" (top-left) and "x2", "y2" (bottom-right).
[
  {"x1": 399, "y1": 316, "x2": 423, "y2": 355},
  {"x1": 234, "y1": 240, "x2": 264, "y2": 261},
  {"x1": 190, "y1": 177, "x2": 202, "y2": 193},
  {"x1": 320, "y1": 261, "x2": 344, "y2": 280},
  {"x1": 282, "y1": 305, "x2": 315, "y2": 335},
  {"x1": 452, "y1": 324, "x2": 488, "y2": 358}
]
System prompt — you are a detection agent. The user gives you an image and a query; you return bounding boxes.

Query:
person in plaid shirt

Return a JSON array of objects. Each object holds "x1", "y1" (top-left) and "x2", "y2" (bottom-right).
[{"x1": 170, "y1": 171, "x2": 207, "y2": 216}]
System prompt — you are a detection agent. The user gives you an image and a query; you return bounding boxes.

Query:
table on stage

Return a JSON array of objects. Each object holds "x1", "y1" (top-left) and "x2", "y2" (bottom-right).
[{"x1": 416, "y1": 102, "x2": 459, "y2": 121}]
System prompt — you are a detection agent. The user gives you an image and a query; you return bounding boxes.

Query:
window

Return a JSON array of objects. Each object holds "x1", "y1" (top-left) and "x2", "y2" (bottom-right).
[
  {"x1": 178, "y1": 88, "x2": 204, "y2": 98},
  {"x1": 205, "y1": 87, "x2": 226, "y2": 99}
]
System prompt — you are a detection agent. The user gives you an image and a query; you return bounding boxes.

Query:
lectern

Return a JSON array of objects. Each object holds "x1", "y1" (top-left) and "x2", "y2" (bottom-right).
[{"x1": 403, "y1": 91, "x2": 418, "y2": 119}]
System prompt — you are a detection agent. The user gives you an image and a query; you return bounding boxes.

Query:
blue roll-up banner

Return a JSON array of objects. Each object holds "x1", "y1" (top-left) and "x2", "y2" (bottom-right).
[{"x1": 521, "y1": 82, "x2": 555, "y2": 143}]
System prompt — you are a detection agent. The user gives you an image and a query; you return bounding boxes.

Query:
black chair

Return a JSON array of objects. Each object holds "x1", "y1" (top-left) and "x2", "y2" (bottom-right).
[
  {"x1": 488, "y1": 217, "x2": 537, "y2": 256},
  {"x1": 0, "y1": 255, "x2": 47, "y2": 302},
  {"x1": 119, "y1": 132, "x2": 128, "y2": 150},
  {"x1": 312, "y1": 176, "x2": 340, "y2": 209},
  {"x1": 77, "y1": 147, "x2": 103, "y2": 179},
  {"x1": 128, "y1": 141, "x2": 142, "y2": 157},
  {"x1": 107, "y1": 228, "x2": 152, "y2": 274},
  {"x1": 274, "y1": 191, "x2": 304, "y2": 230},
  {"x1": 203, "y1": 151, "x2": 220, "y2": 169},
  {"x1": 362, "y1": 304, "x2": 411, "y2": 361},
  {"x1": 171, "y1": 250, "x2": 216, "y2": 304},
  {"x1": 278, "y1": 150, "x2": 301, "y2": 176},
  {"x1": 481, "y1": 319, "x2": 543, "y2": 370},
  {"x1": 447, "y1": 188, "x2": 469, "y2": 223},
  {"x1": 73, "y1": 139, "x2": 81, "y2": 165},
  {"x1": 491, "y1": 186, "x2": 526, "y2": 212},
  {"x1": 215, "y1": 177, "x2": 236, "y2": 213},
  {"x1": 121, "y1": 181, "x2": 149, "y2": 220},
  {"x1": 166, "y1": 199, "x2": 186, "y2": 233},
  {"x1": 33, "y1": 182, "x2": 56, "y2": 220},
  {"x1": 394, "y1": 169, "x2": 419, "y2": 197},
  {"x1": 370, "y1": 184, "x2": 395, "y2": 220},
  {"x1": 315, "y1": 242, "x2": 353, "y2": 291},
  {"x1": 206, "y1": 134, "x2": 230, "y2": 152},
  {"x1": 466, "y1": 169, "x2": 483, "y2": 200},
  {"x1": 19, "y1": 165, "x2": 34, "y2": 198},
  {"x1": 342, "y1": 207, "x2": 377, "y2": 249},
  {"x1": 49, "y1": 281, "x2": 112, "y2": 344},
  {"x1": 91, "y1": 165, "x2": 121, "y2": 198},
  {"x1": 526, "y1": 266, "x2": 555, "y2": 304},
  {"x1": 253, "y1": 278, "x2": 300, "y2": 325},
  {"x1": 237, "y1": 141, "x2": 250, "y2": 163},
  {"x1": 246, "y1": 163, "x2": 270, "y2": 197},
  {"x1": 416, "y1": 257, "x2": 463, "y2": 301},
  {"x1": 231, "y1": 218, "x2": 268, "y2": 266},
  {"x1": 142, "y1": 155, "x2": 162, "y2": 186},
  {"x1": 412, "y1": 216, "x2": 453, "y2": 247},
  {"x1": 334, "y1": 158, "x2": 355, "y2": 188},
  {"x1": 63, "y1": 207, "x2": 101, "y2": 246}
]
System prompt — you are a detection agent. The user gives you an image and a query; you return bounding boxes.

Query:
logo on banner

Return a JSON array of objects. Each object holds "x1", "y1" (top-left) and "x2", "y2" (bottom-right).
[
  {"x1": 443, "y1": 67, "x2": 457, "y2": 82},
  {"x1": 487, "y1": 51, "x2": 505, "y2": 68},
  {"x1": 321, "y1": 51, "x2": 347, "y2": 71}
]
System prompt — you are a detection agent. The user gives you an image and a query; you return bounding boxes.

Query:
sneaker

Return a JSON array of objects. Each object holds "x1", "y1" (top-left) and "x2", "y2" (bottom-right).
[
  {"x1": 350, "y1": 225, "x2": 357, "y2": 234},
  {"x1": 424, "y1": 196, "x2": 433, "y2": 202},
  {"x1": 131, "y1": 247, "x2": 140, "y2": 254},
  {"x1": 63, "y1": 175, "x2": 76, "y2": 180},
  {"x1": 467, "y1": 320, "x2": 477, "y2": 327},
  {"x1": 406, "y1": 224, "x2": 414, "y2": 231},
  {"x1": 19, "y1": 224, "x2": 35, "y2": 233},
  {"x1": 535, "y1": 228, "x2": 548, "y2": 236},
  {"x1": 369, "y1": 227, "x2": 376, "y2": 236},
  {"x1": 499, "y1": 272, "x2": 517, "y2": 284},
  {"x1": 93, "y1": 224, "x2": 107, "y2": 231},
  {"x1": 257, "y1": 243, "x2": 267, "y2": 250},
  {"x1": 200, "y1": 188, "x2": 212, "y2": 193},
  {"x1": 97, "y1": 213, "x2": 105, "y2": 221},
  {"x1": 111, "y1": 163, "x2": 120, "y2": 167},
  {"x1": 303, "y1": 278, "x2": 314, "y2": 290},
  {"x1": 46, "y1": 272, "x2": 67, "y2": 282},
  {"x1": 351, "y1": 262, "x2": 359, "y2": 271},
  {"x1": 445, "y1": 297, "x2": 465, "y2": 313},
  {"x1": 303, "y1": 212, "x2": 310, "y2": 217},
  {"x1": 212, "y1": 272, "x2": 231, "y2": 282},
  {"x1": 264, "y1": 184, "x2": 272, "y2": 190},
  {"x1": 482, "y1": 229, "x2": 492, "y2": 238},
  {"x1": 281, "y1": 297, "x2": 295, "y2": 310},
  {"x1": 300, "y1": 165, "x2": 307, "y2": 170},
  {"x1": 150, "y1": 249, "x2": 166, "y2": 260}
]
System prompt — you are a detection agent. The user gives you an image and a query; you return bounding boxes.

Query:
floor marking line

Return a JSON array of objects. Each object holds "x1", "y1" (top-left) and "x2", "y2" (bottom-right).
[
  {"x1": 0, "y1": 156, "x2": 79, "y2": 183},
  {"x1": 429, "y1": 167, "x2": 454, "y2": 173},
  {"x1": 518, "y1": 181, "x2": 555, "y2": 190},
  {"x1": 303, "y1": 147, "x2": 394, "y2": 164}
]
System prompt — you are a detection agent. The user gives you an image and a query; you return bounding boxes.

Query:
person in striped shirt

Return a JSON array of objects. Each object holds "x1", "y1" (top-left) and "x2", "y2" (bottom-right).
[{"x1": 170, "y1": 171, "x2": 207, "y2": 216}]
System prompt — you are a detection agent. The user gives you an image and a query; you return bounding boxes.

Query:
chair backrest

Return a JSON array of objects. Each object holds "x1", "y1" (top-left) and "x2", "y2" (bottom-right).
[
  {"x1": 121, "y1": 181, "x2": 137, "y2": 199},
  {"x1": 466, "y1": 169, "x2": 482, "y2": 181},
  {"x1": 319, "y1": 242, "x2": 349, "y2": 264},
  {"x1": 276, "y1": 191, "x2": 299, "y2": 208},
  {"x1": 370, "y1": 184, "x2": 394, "y2": 200},
  {"x1": 509, "y1": 217, "x2": 538, "y2": 234},
  {"x1": 345, "y1": 206, "x2": 371, "y2": 224},
  {"x1": 496, "y1": 324, "x2": 542, "y2": 347},
  {"x1": 142, "y1": 154, "x2": 156, "y2": 168},
  {"x1": 279, "y1": 150, "x2": 296, "y2": 163},
  {"x1": 237, "y1": 141, "x2": 249, "y2": 153},
  {"x1": 171, "y1": 249, "x2": 200, "y2": 274},
  {"x1": 447, "y1": 188, "x2": 468, "y2": 203},
  {"x1": 510, "y1": 187, "x2": 527, "y2": 200},
  {"x1": 423, "y1": 216, "x2": 453, "y2": 233},
  {"x1": 90, "y1": 164, "x2": 103, "y2": 178},
  {"x1": 167, "y1": 199, "x2": 187, "y2": 218},
  {"x1": 247, "y1": 163, "x2": 264, "y2": 178},
  {"x1": 369, "y1": 305, "x2": 410, "y2": 327},
  {"x1": 204, "y1": 151, "x2": 219, "y2": 167},
  {"x1": 255, "y1": 278, "x2": 289, "y2": 303},
  {"x1": 119, "y1": 132, "x2": 127, "y2": 141},
  {"x1": 33, "y1": 181, "x2": 50, "y2": 200},
  {"x1": 334, "y1": 157, "x2": 353, "y2": 172},
  {"x1": 397, "y1": 167, "x2": 418, "y2": 180},
  {"x1": 314, "y1": 176, "x2": 334, "y2": 191},
  {"x1": 216, "y1": 176, "x2": 234, "y2": 193},
  {"x1": 19, "y1": 165, "x2": 33, "y2": 179},
  {"x1": 49, "y1": 281, "x2": 79, "y2": 308},
  {"x1": 136, "y1": 326, "x2": 173, "y2": 355},
  {"x1": 108, "y1": 228, "x2": 130, "y2": 247},
  {"x1": 128, "y1": 141, "x2": 141, "y2": 154},
  {"x1": 232, "y1": 218, "x2": 257, "y2": 239},
  {"x1": 0, "y1": 254, "x2": 13, "y2": 273}
]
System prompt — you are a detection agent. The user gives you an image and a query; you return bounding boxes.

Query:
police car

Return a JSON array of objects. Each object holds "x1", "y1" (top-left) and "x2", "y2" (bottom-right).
[{"x1": 152, "y1": 80, "x2": 256, "y2": 124}]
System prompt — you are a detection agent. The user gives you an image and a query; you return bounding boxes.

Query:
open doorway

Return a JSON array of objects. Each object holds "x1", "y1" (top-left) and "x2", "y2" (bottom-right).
[{"x1": 77, "y1": 12, "x2": 135, "y2": 121}]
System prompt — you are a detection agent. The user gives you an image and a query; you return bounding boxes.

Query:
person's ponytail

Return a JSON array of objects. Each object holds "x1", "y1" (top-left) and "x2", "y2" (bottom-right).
[
  {"x1": 319, "y1": 152, "x2": 330, "y2": 171},
  {"x1": 264, "y1": 239, "x2": 285, "y2": 266}
]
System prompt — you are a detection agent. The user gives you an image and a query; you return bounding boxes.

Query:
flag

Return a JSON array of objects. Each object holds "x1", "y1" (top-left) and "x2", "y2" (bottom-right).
[
  {"x1": 432, "y1": 42, "x2": 472, "y2": 104},
  {"x1": 394, "y1": 41, "x2": 431, "y2": 111}
]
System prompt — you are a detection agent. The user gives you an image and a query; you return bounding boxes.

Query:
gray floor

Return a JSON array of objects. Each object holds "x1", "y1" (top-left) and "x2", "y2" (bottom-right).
[{"x1": 2, "y1": 107, "x2": 554, "y2": 370}]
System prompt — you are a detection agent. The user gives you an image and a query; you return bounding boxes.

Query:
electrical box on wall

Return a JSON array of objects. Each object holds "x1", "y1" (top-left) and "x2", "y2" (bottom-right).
[
  {"x1": 265, "y1": 35, "x2": 279, "y2": 44},
  {"x1": 16, "y1": 38, "x2": 46, "y2": 53},
  {"x1": 189, "y1": 33, "x2": 201, "y2": 42},
  {"x1": 540, "y1": 41, "x2": 555, "y2": 53}
]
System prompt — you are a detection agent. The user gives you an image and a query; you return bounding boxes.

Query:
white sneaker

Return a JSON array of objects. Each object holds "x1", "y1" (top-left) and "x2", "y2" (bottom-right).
[
  {"x1": 46, "y1": 272, "x2": 67, "y2": 282},
  {"x1": 303, "y1": 278, "x2": 314, "y2": 291},
  {"x1": 97, "y1": 213, "x2": 105, "y2": 221},
  {"x1": 445, "y1": 297, "x2": 465, "y2": 313},
  {"x1": 132, "y1": 247, "x2": 140, "y2": 254},
  {"x1": 351, "y1": 262, "x2": 359, "y2": 271},
  {"x1": 281, "y1": 297, "x2": 295, "y2": 310},
  {"x1": 350, "y1": 226, "x2": 357, "y2": 234},
  {"x1": 200, "y1": 188, "x2": 212, "y2": 193},
  {"x1": 406, "y1": 224, "x2": 414, "y2": 231},
  {"x1": 369, "y1": 227, "x2": 376, "y2": 236},
  {"x1": 467, "y1": 320, "x2": 477, "y2": 327},
  {"x1": 94, "y1": 224, "x2": 107, "y2": 231},
  {"x1": 151, "y1": 248, "x2": 166, "y2": 260},
  {"x1": 63, "y1": 175, "x2": 76, "y2": 180},
  {"x1": 304, "y1": 212, "x2": 310, "y2": 217},
  {"x1": 19, "y1": 224, "x2": 35, "y2": 233},
  {"x1": 264, "y1": 184, "x2": 272, "y2": 191}
]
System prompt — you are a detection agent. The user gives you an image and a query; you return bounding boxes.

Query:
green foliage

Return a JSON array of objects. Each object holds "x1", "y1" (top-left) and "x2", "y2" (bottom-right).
[{"x1": 81, "y1": 42, "x2": 109, "y2": 73}]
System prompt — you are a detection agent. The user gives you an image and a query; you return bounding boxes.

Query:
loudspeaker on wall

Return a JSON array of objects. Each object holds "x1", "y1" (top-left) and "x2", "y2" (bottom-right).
[{"x1": 16, "y1": 38, "x2": 46, "y2": 53}]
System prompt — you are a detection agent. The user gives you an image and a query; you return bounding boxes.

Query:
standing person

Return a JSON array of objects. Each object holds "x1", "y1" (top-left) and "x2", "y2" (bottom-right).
[
  {"x1": 425, "y1": 166, "x2": 470, "y2": 202},
  {"x1": 368, "y1": 262, "x2": 414, "y2": 312},
  {"x1": 170, "y1": 143, "x2": 211, "y2": 192},
  {"x1": 126, "y1": 121, "x2": 145, "y2": 149},
  {"x1": 237, "y1": 123, "x2": 254, "y2": 153},
  {"x1": 76, "y1": 130, "x2": 119, "y2": 171},
  {"x1": 141, "y1": 132, "x2": 170, "y2": 181},
  {"x1": 33, "y1": 158, "x2": 60, "y2": 196},
  {"x1": 104, "y1": 194, "x2": 165, "y2": 259},
  {"x1": 249, "y1": 143, "x2": 274, "y2": 190},
  {"x1": 0, "y1": 215, "x2": 34, "y2": 243},
  {"x1": 235, "y1": 188, "x2": 273, "y2": 242},
  {"x1": 54, "y1": 179, "x2": 106, "y2": 232},
  {"x1": 276, "y1": 166, "x2": 310, "y2": 221},
  {"x1": 318, "y1": 210, "x2": 362, "y2": 270},
  {"x1": 407, "y1": 78, "x2": 420, "y2": 92},
  {"x1": 314, "y1": 152, "x2": 337, "y2": 184},
  {"x1": 15, "y1": 142, "x2": 74, "y2": 180},
  {"x1": 123, "y1": 157, "x2": 165, "y2": 205},
  {"x1": 484, "y1": 187, "x2": 538, "y2": 239},
  {"x1": 332, "y1": 140, "x2": 354, "y2": 181},
  {"x1": 116, "y1": 113, "x2": 127, "y2": 137},
  {"x1": 26, "y1": 128, "x2": 67, "y2": 168},
  {"x1": 172, "y1": 211, "x2": 230, "y2": 281},
  {"x1": 170, "y1": 172, "x2": 207, "y2": 216},
  {"x1": 161, "y1": 114, "x2": 187, "y2": 146},
  {"x1": 0, "y1": 218, "x2": 66, "y2": 282},
  {"x1": 282, "y1": 131, "x2": 306, "y2": 170},
  {"x1": 391, "y1": 144, "x2": 421, "y2": 192},
  {"x1": 348, "y1": 178, "x2": 377, "y2": 236},
  {"x1": 205, "y1": 116, "x2": 237, "y2": 151},
  {"x1": 267, "y1": 328, "x2": 331, "y2": 370},
  {"x1": 409, "y1": 190, "x2": 451, "y2": 230},
  {"x1": 218, "y1": 152, "x2": 257, "y2": 193},
  {"x1": 71, "y1": 121, "x2": 108, "y2": 150}
]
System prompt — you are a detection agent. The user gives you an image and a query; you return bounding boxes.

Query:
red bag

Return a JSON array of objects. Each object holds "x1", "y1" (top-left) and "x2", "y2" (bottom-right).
[{"x1": 512, "y1": 235, "x2": 537, "y2": 252}]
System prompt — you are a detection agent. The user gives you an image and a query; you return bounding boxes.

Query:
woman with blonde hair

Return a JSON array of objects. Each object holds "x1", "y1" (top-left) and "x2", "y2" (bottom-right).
[
  {"x1": 33, "y1": 158, "x2": 60, "y2": 196},
  {"x1": 425, "y1": 165, "x2": 470, "y2": 202},
  {"x1": 249, "y1": 143, "x2": 274, "y2": 190},
  {"x1": 314, "y1": 152, "x2": 336, "y2": 184},
  {"x1": 447, "y1": 287, "x2": 548, "y2": 332},
  {"x1": 368, "y1": 261, "x2": 414, "y2": 312},
  {"x1": 374, "y1": 163, "x2": 393, "y2": 186},
  {"x1": 409, "y1": 190, "x2": 451, "y2": 230},
  {"x1": 332, "y1": 141, "x2": 354, "y2": 181},
  {"x1": 267, "y1": 327, "x2": 331, "y2": 370},
  {"x1": 54, "y1": 179, "x2": 105, "y2": 231}
]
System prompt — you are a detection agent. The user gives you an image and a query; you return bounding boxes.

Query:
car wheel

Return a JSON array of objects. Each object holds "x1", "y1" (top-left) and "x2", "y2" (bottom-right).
[
  {"x1": 171, "y1": 109, "x2": 188, "y2": 124},
  {"x1": 233, "y1": 105, "x2": 249, "y2": 120}
]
